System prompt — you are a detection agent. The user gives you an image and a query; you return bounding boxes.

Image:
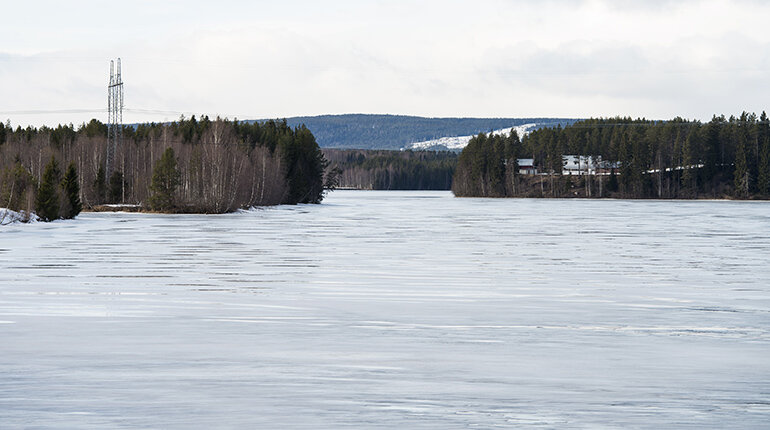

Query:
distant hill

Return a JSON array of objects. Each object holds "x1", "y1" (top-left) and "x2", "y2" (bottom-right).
[{"x1": 258, "y1": 114, "x2": 579, "y2": 150}]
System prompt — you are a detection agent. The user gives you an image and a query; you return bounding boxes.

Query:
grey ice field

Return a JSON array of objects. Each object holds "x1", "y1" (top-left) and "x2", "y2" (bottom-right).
[{"x1": 1, "y1": 191, "x2": 769, "y2": 428}]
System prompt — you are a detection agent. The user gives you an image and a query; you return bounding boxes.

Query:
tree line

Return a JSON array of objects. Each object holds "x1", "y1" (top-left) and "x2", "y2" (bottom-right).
[
  {"x1": 0, "y1": 116, "x2": 334, "y2": 221},
  {"x1": 323, "y1": 149, "x2": 456, "y2": 190},
  {"x1": 453, "y1": 112, "x2": 770, "y2": 199}
]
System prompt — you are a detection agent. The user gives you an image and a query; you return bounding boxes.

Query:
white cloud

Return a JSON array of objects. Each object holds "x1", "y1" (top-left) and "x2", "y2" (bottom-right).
[{"x1": 1, "y1": 0, "x2": 769, "y2": 127}]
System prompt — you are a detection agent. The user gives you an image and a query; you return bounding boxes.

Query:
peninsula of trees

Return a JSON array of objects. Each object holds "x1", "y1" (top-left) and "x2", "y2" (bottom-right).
[
  {"x1": 0, "y1": 116, "x2": 334, "y2": 221},
  {"x1": 453, "y1": 112, "x2": 770, "y2": 199}
]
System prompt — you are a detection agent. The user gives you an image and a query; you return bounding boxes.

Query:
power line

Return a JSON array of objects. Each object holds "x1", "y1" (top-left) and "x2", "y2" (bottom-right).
[
  {"x1": 0, "y1": 109, "x2": 106, "y2": 115},
  {"x1": 0, "y1": 107, "x2": 257, "y2": 121}
]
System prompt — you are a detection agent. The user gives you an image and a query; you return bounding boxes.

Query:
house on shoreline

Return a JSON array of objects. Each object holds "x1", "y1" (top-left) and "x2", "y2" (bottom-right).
[
  {"x1": 563, "y1": 155, "x2": 621, "y2": 175},
  {"x1": 517, "y1": 158, "x2": 537, "y2": 175},
  {"x1": 513, "y1": 155, "x2": 621, "y2": 176}
]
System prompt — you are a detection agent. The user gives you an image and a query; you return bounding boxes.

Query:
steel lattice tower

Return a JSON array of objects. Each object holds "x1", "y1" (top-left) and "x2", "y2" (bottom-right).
[{"x1": 106, "y1": 58, "x2": 124, "y2": 181}]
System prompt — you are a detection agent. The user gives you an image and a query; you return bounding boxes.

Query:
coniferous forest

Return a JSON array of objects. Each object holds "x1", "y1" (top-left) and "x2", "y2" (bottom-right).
[
  {"x1": 322, "y1": 149, "x2": 457, "y2": 190},
  {"x1": 453, "y1": 112, "x2": 770, "y2": 199},
  {"x1": 0, "y1": 116, "x2": 333, "y2": 221}
]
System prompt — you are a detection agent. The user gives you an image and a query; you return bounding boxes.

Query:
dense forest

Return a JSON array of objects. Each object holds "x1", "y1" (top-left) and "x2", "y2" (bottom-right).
[
  {"x1": 0, "y1": 117, "x2": 333, "y2": 221},
  {"x1": 323, "y1": 149, "x2": 456, "y2": 190},
  {"x1": 453, "y1": 112, "x2": 770, "y2": 199},
  {"x1": 277, "y1": 114, "x2": 577, "y2": 150}
]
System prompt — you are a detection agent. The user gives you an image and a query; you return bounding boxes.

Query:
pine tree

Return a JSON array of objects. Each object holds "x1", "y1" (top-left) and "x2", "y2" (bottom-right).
[
  {"x1": 60, "y1": 162, "x2": 82, "y2": 219},
  {"x1": 148, "y1": 147, "x2": 181, "y2": 211},
  {"x1": 35, "y1": 157, "x2": 62, "y2": 222}
]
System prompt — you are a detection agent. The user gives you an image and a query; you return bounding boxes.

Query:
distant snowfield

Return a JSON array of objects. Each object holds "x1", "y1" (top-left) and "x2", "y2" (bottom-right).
[{"x1": 406, "y1": 123, "x2": 538, "y2": 151}]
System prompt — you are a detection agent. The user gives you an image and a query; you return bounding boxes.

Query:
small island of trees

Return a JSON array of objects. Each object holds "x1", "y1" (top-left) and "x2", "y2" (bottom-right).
[{"x1": 0, "y1": 116, "x2": 336, "y2": 222}]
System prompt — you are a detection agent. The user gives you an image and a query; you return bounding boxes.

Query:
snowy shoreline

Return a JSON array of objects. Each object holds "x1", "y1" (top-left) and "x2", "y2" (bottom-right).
[{"x1": 0, "y1": 208, "x2": 39, "y2": 225}]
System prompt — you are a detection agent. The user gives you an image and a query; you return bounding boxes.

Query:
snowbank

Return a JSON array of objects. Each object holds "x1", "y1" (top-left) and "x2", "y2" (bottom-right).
[{"x1": 0, "y1": 208, "x2": 39, "y2": 225}]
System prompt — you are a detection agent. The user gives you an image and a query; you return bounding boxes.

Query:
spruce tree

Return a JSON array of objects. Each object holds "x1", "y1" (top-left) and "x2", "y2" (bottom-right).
[
  {"x1": 35, "y1": 157, "x2": 62, "y2": 222},
  {"x1": 681, "y1": 128, "x2": 697, "y2": 193},
  {"x1": 607, "y1": 168, "x2": 619, "y2": 193},
  {"x1": 94, "y1": 166, "x2": 107, "y2": 204},
  {"x1": 148, "y1": 147, "x2": 181, "y2": 211},
  {"x1": 758, "y1": 138, "x2": 770, "y2": 195},
  {"x1": 60, "y1": 162, "x2": 82, "y2": 219},
  {"x1": 108, "y1": 170, "x2": 124, "y2": 203},
  {"x1": 280, "y1": 126, "x2": 327, "y2": 204},
  {"x1": 734, "y1": 139, "x2": 748, "y2": 198}
]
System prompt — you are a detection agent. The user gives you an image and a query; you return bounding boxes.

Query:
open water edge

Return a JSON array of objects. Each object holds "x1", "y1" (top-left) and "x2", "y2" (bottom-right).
[{"x1": 1, "y1": 190, "x2": 769, "y2": 428}]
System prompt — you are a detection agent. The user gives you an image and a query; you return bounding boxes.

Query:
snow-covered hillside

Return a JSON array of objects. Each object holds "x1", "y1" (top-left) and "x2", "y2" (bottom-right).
[{"x1": 406, "y1": 123, "x2": 538, "y2": 151}]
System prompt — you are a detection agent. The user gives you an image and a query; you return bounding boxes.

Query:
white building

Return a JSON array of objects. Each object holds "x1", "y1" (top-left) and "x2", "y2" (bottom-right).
[{"x1": 562, "y1": 155, "x2": 598, "y2": 175}]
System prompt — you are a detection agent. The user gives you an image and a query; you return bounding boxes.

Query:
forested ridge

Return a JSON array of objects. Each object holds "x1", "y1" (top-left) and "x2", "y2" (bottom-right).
[
  {"x1": 323, "y1": 149, "x2": 456, "y2": 190},
  {"x1": 453, "y1": 112, "x2": 770, "y2": 199},
  {"x1": 0, "y1": 116, "x2": 333, "y2": 221},
  {"x1": 275, "y1": 114, "x2": 576, "y2": 150}
]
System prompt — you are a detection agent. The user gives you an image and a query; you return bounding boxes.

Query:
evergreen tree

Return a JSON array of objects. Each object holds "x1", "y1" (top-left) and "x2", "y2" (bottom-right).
[
  {"x1": 734, "y1": 138, "x2": 748, "y2": 197},
  {"x1": 681, "y1": 128, "x2": 697, "y2": 192},
  {"x1": 80, "y1": 118, "x2": 108, "y2": 138},
  {"x1": 35, "y1": 157, "x2": 62, "y2": 222},
  {"x1": 108, "y1": 170, "x2": 124, "y2": 203},
  {"x1": 280, "y1": 126, "x2": 327, "y2": 203},
  {"x1": 324, "y1": 166, "x2": 342, "y2": 192},
  {"x1": 60, "y1": 162, "x2": 82, "y2": 219},
  {"x1": 758, "y1": 137, "x2": 770, "y2": 195},
  {"x1": 94, "y1": 166, "x2": 107, "y2": 204},
  {"x1": 607, "y1": 168, "x2": 619, "y2": 192},
  {"x1": 148, "y1": 147, "x2": 181, "y2": 211},
  {"x1": 618, "y1": 138, "x2": 634, "y2": 196},
  {"x1": 758, "y1": 112, "x2": 770, "y2": 195},
  {"x1": 701, "y1": 116, "x2": 723, "y2": 186},
  {"x1": 487, "y1": 135, "x2": 506, "y2": 196}
]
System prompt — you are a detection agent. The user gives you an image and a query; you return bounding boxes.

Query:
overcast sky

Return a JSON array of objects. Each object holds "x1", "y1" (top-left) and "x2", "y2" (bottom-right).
[{"x1": 1, "y1": 0, "x2": 769, "y2": 127}]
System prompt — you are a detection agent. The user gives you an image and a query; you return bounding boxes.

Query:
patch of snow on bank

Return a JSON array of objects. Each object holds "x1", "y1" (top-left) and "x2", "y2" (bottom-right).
[
  {"x1": 406, "y1": 123, "x2": 538, "y2": 151},
  {"x1": 0, "y1": 208, "x2": 39, "y2": 225}
]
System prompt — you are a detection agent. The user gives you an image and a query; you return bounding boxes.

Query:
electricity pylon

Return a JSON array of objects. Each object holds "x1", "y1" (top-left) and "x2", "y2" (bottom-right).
[{"x1": 106, "y1": 58, "x2": 124, "y2": 185}]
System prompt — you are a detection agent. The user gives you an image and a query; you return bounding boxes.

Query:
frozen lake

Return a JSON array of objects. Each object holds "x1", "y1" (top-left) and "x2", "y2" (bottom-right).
[{"x1": 1, "y1": 191, "x2": 769, "y2": 428}]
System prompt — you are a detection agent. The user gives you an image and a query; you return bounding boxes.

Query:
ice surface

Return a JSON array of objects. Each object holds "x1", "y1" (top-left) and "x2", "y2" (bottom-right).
[{"x1": 1, "y1": 191, "x2": 769, "y2": 428}]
